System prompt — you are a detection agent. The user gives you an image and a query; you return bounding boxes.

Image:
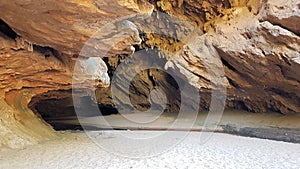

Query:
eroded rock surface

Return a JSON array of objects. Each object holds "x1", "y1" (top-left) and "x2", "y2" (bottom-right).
[
  {"x1": 109, "y1": 1, "x2": 300, "y2": 114},
  {"x1": 0, "y1": 0, "x2": 152, "y2": 148},
  {"x1": 0, "y1": 0, "x2": 153, "y2": 57},
  {"x1": 203, "y1": 7, "x2": 300, "y2": 113},
  {"x1": 0, "y1": 0, "x2": 299, "y2": 148},
  {"x1": 258, "y1": 0, "x2": 300, "y2": 35}
]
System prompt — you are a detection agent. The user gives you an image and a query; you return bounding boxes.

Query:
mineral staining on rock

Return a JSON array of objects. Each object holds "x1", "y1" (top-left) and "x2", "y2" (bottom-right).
[{"x1": 0, "y1": 0, "x2": 299, "y2": 148}]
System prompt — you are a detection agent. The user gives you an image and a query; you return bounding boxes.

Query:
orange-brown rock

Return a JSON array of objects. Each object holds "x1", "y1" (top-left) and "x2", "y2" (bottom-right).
[
  {"x1": 0, "y1": 0, "x2": 153, "y2": 57},
  {"x1": 0, "y1": 0, "x2": 153, "y2": 148},
  {"x1": 181, "y1": 7, "x2": 300, "y2": 113},
  {"x1": 0, "y1": 0, "x2": 299, "y2": 149},
  {"x1": 113, "y1": 1, "x2": 300, "y2": 114}
]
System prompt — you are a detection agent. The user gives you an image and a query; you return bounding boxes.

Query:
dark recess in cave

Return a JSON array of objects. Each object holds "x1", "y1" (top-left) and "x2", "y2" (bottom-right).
[
  {"x1": 33, "y1": 45, "x2": 63, "y2": 60},
  {"x1": 30, "y1": 49, "x2": 184, "y2": 130},
  {"x1": 129, "y1": 68, "x2": 182, "y2": 113},
  {"x1": 29, "y1": 91, "x2": 118, "y2": 131},
  {"x1": 220, "y1": 57, "x2": 237, "y2": 71},
  {"x1": 0, "y1": 19, "x2": 18, "y2": 39}
]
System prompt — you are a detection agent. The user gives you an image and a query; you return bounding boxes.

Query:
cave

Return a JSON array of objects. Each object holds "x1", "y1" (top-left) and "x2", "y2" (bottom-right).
[
  {"x1": 0, "y1": 2, "x2": 300, "y2": 165},
  {"x1": 28, "y1": 63, "x2": 184, "y2": 131},
  {"x1": 29, "y1": 90, "x2": 119, "y2": 130},
  {"x1": 27, "y1": 47, "x2": 184, "y2": 131}
]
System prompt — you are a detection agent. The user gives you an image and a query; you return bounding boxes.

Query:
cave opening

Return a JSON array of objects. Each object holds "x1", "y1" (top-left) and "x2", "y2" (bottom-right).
[
  {"x1": 29, "y1": 51, "x2": 185, "y2": 131},
  {"x1": 29, "y1": 67, "x2": 183, "y2": 131},
  {"x1": 29, "y1": 90, "x2": 119, "y2": 131},
  {"x1": 29, "y1": 68, "x2": 183, "y2": 131}
]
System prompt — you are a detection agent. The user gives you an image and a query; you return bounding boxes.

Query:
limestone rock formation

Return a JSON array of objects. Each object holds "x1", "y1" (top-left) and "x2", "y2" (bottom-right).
[{"x1": 0, "y1": 0, "x2": 299, "y2": 148}]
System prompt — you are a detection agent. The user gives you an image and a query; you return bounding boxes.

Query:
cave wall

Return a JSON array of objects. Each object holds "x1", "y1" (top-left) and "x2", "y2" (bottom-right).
[
  {"x1": 0, "y1": 0, "x2": 150, "y2": 148},
  {"x1": 103, "y1": 0, "x2": 300, "y2": 113},
  {"x1": 0, "y1": 0, "x2": 299, "y2": 148},
  {"x1": 156, "y1": 1, "x2": 300, "y2": 113},
  {"x1": 0, "y1": 32, "x2": 68, "y2": 147}
]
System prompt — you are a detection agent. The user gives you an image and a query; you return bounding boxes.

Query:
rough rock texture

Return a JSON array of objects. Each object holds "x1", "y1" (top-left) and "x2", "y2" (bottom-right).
[
  {"x1": 258, "y1": 0, "x2": 300, "y2": 35},
  {"x1": 0, "y1": 0, "x2": 299, "y2": 148},
  {"x1": 108, "y1": 1, "x2": 300, "y2": 114},
  {"x1": 0, "y1": 0, "x2": 153, "y2": 57},
  {"x1": 0, "y1": 0, "x2": 152, "y2": 148},
  {"x1": 196, "y1": 7, "x2": 300, "y2": 113},
  {"x1": 0, "y1": 33, "x2": 68, "y2": 147}
]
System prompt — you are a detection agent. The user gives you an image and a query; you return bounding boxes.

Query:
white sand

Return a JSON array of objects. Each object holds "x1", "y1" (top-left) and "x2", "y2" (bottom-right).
[{"x1": 0, "y1": 131, "x2": 299, "y2": 169}]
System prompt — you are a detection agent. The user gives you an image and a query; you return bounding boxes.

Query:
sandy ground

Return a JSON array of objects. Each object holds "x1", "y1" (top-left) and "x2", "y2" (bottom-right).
[
  {"x1": 0, "y1": 131, "x2": 299, "y2": 169},
  {"x1": 47, "y1": 110, "x2": 300, "y2": 143}
]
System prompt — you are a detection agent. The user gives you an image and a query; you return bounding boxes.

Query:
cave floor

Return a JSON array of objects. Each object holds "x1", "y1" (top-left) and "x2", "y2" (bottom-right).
[
  {"x1": 0, "y1": 131, "x2": 299, "y2": 169},
  {"x1": 47, "y1": 110, "x2": 300, "y2": 143}
]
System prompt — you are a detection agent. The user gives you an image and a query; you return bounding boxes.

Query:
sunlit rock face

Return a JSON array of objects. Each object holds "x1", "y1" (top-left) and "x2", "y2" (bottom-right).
[
  {"x1": 0, "y1": 0, "x2": 299, "y2": 148},
  {"x1": 258, "y1": 0, "x2": 300, "y2": 35},
  {"x1": 205, "y1": 7, "x2": 300, "y2": 113}
]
